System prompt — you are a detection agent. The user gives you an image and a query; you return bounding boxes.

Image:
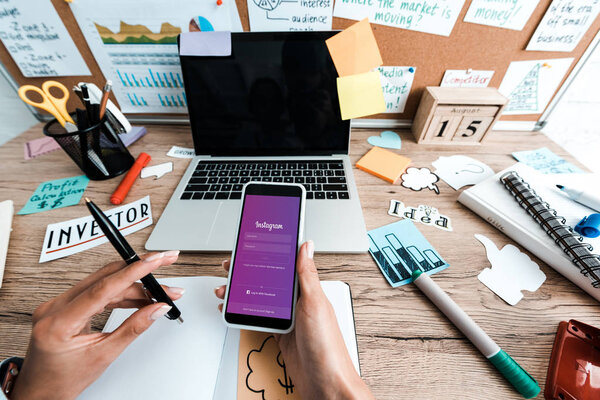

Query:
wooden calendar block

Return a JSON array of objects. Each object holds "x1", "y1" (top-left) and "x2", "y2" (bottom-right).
[{"x1": 412, "y1": 87, "x2": 508, "y2": 144}]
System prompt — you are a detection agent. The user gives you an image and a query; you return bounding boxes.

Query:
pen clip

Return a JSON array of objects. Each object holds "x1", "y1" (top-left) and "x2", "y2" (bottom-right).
[{"x1": 142, "y1": 286, "x2": 157, "y2": 303}]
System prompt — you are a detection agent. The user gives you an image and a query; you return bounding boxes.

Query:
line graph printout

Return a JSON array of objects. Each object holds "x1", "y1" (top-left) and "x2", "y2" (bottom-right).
[{"x1": 70, "y1": 0, "x2": 241, "y2": 113}]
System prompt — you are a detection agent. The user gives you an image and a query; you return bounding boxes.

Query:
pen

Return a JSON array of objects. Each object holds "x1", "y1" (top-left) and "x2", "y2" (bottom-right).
[
  {"x1": 111, "y1": 152, "x2": 151, "y2": 205},
  {"x1": 99, "y1": 80, "x2": 112, "y2": 120},
  {"x1": 411, "y1": 270, "x2": 540, "y2": 398},
  {"x1": 84, "y1": 197, "x2": 183, "y2": 323},
  {"x1": 556, "y1": 184, "x2": 600, "y2": 212},
  {"x1": 79, "y1": 83, "x2": 92, "y2": 122}
]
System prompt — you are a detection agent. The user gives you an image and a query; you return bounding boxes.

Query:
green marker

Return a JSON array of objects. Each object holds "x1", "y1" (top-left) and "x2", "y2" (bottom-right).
[{"x1": 411, "y1": 270, "x2": 540, "y2": 399}]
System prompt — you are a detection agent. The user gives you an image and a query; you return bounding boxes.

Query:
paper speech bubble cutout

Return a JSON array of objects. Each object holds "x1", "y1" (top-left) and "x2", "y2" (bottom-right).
[{"x1": 401, "y1": 167, "x2": 440, "y2": 194}]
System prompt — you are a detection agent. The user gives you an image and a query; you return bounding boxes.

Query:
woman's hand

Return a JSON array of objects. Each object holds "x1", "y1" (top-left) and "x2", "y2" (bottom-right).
[
  {"x1": 215, "y1": 241, "x2": 374, "y2": 399},
  {"x1": 11, "y1": 251, "x2": 184, "y2": 400}
]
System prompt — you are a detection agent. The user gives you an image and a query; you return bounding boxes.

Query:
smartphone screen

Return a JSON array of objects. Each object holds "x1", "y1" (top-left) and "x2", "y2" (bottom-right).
[{"x1": 225, "y1": 184, "x2": 303, "y2": 330}]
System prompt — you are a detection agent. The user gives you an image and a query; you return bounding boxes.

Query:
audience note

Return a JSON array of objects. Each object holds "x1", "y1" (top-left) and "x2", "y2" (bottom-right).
[
  {"x1": 527, "y1": 0, "x2": 600, "y2": 52},
  {"x1": 378, "y1": 66, "x2": 415, "y2": 113},
  {"x1": 498, "y1": 58, "x2": 573, "y2": 115},
  {"x1": 337, "y1": 71, "x2": 386, "y2": 120},
  {"x1": 326, "y1": 18, "x2": 382, "y2": 77},
  {"x1": 0, "y1": 0, "x2": 90, "y2": 77},
  {"x1": 247, "y1": 0, "x2": 334, "y2": 31},
  {"x1": 440, "y1": 69, "x2": 494, "y2": 88},
  {"x1": 333, "y1": 0, "x2": 465, "y2": 37},
  {"x1": 368, "y1": 219, "x2": 449, "y2": 288},
  {"x1": 18, "y1": 176, "x2": 89, "y2": 215},
  {"x1": 512, "y1": 147, "x2": 583, "y2": 174},
  {"x1": 464, "y1": 0, "x2": 539, "y2": 30},
  {"x1": 39, "y1": 196, "x2": 153, "y2": 263}
]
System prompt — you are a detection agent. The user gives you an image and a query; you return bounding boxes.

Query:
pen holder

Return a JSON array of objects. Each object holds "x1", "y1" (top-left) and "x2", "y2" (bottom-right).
[{"x1": 43, "y1": 114, "x2": 134, "y2": 181}]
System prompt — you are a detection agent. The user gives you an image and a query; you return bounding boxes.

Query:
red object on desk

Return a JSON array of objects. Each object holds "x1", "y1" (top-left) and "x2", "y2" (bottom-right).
[
  {"x1": 217, "y1": 0, "x2": 222, "y2": 5},
  {"x1": 544, "y1": 319, "x2": 600, "y2": 400},
  {"x1": 110, "y1": 152, "x2": 151, "y2": 205}
]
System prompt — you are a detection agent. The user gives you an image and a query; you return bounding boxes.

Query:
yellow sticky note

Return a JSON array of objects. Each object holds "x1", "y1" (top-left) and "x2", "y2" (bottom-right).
[
  {"x1": 337, "y1": 71, "x2": 386, "y2": 120},
  {"x1": 326, "y1": 18, "x2": 383, "y2": 77}
]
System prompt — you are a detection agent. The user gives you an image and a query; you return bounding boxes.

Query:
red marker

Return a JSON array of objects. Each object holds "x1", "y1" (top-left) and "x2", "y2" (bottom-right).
[
  {"x1": 110, "y1": 152, "x2": 151, "y2": 205},
  {"x1": 217, "y1": 0, "x2": 223, "y2": 5}
]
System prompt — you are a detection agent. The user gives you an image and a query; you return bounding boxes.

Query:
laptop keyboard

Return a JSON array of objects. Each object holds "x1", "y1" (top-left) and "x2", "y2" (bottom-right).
[{"x1": 180, "y1": 160, "x2": 349, "y2": 200}]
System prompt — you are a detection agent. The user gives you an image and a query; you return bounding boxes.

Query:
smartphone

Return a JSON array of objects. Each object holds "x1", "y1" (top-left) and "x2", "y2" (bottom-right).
[{"x1": 223, "y1": 182, "x2": 305, "y2": 333}]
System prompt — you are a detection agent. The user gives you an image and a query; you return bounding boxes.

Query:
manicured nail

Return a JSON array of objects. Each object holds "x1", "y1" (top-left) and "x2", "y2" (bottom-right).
[
  {"x1": 169, "y1": 287, "x2": 185, "y2": 295},
  {"x1": 221, "y1": 260, "x2": 228, "y2": 266},
  {"x1": 306, "y1": 240, "x2": 314, "y2": 259},
  {"x1": 214, "y1": 286, "x2": 222, "y2": 294},
  {"x1": 164, "y1": 250, "x2": 180, "y2": 258},
  {"x1": 150, "y1": 305, "x2": 172, "y2": 320},
  {"x1": 145, "y1": 252, "x2": 165, "y2": 262}
]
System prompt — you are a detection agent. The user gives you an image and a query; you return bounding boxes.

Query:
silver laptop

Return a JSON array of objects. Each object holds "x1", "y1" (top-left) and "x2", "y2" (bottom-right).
[{"x1": 145, "y1": 31, "x2": 368, "y2": 253}]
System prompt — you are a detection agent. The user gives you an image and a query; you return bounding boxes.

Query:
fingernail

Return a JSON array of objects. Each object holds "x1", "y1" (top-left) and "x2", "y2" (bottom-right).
[
  {"x1": 145, "y1": 252, "x2": 165, "y2": 262},
  {"x1": 164, "y1": 250, "x2": 180, "y2": 258},
  {"x1": 221, "y1": 260, "x2": 228, "y2": 266},
  {"x1": 169, "y1": 287, "x2": 185, "y2": 295},
  {"x1": 150, "y1": 305, "x2": 172, "y2": 320},
  {"x1": 306, "y1": 240, "x2": 314, "y2": 259},
  {"x1": 214, "y1": 286, "x2": 221, "y2": 294}
]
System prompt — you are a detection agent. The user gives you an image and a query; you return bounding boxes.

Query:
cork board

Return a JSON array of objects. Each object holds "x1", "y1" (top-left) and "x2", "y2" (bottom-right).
[{"x1": 0, "y1": 0, "x2": 598, "y2": 123}]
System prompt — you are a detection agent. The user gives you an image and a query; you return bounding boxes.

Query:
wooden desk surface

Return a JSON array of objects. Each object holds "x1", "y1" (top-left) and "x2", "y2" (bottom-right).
[{"x1": 1, "y1": 125, "x2": 599, "y2": 399}]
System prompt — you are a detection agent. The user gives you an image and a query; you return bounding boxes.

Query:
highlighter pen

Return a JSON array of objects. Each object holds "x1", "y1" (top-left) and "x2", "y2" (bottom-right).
[
  {"x1": 85, "y1": 198, "x2": 183, "y2": 323},
  {"x1": 411, "y1": 270, "x2": 539, "y2": 398},
  {"x1": 556, "y1": 184, "x2": 600, "y2": 212},
  {"x1": 111, "y1": 152, "x2": 151, "y2": 205}
]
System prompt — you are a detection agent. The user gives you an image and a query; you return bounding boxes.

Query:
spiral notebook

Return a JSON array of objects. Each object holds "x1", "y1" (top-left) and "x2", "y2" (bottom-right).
[{"x1": 458, "y1": 163, "x2": 600, "y2": 301}]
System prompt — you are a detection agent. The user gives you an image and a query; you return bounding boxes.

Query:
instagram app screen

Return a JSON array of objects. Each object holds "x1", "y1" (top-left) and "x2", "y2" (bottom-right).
[{"x1": 227, "y1": 194, "x2": 301, "y2": 319}]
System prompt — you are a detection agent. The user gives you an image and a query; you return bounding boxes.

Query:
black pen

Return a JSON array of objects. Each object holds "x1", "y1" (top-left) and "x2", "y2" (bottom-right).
[{"x1": 84, "y1": 197, "x2": 183, "y2": 323}]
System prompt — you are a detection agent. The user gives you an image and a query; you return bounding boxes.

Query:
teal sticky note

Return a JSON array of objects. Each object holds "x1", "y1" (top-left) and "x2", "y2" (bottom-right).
[{"x1": 18, "y1": 175, "x2": 90, "y2": 215}]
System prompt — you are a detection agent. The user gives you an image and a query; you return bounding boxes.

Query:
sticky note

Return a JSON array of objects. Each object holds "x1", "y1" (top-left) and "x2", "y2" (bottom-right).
[
  {"x1": 326, "y1": 18, "x2": 382, "y2": 77},
  {"x1": 179, "y1": 31, "x2": 231, "y2": 56},
  {"x1": 18, "y1": 175, "x2": 90, "y2": 215},
  {"x1": 356, "y1": 147, "x2": 411, "y2": 184},
  {"x1": 337, "y1": 71, "x2": 386, "y2": 120}
]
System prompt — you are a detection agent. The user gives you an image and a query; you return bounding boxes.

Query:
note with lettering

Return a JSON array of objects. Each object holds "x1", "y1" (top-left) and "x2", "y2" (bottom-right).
[
  {"x1": 498, "y1": 58, "x2": 573, "y2": 115},
  {"x1": 39, "y1": 196, "x2": 153, "y2": 263},
  {"x1": 333, "y1": 0, "x2": 465, "y2": 36},
  {"x1": 527, "y1": 0, "x2": 600, "y2": 52},
  {"x1": 378, "y1": 66, "x2": 415, "y2": 113},
  {"x1": 464, "y1": 0, "x2": 539, "y2": 30},
  {"x1": 512, "y1": 147, "x2": 583, "y2": 174},
  {"x1": 18, "y1": 176, "x2": 89, "y2": 215},
  {"x1": 0, "y1": 0, "x2": 90, "y2": 77},
  {"x1": 247, "y1": 0, "x2": 334, "y2": 31},
  {"x1": 441, "y1": 69, "x2": 494, "y2": 87}
]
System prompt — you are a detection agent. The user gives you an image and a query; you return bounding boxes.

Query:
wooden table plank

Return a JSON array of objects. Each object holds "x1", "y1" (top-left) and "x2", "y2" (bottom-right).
[{"x1": 1, "y1": 124, "x2": 598, "y2": 399}]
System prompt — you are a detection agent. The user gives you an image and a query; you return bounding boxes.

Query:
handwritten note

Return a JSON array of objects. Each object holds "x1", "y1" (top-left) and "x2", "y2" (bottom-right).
[
  {"x1": 326, "y1": 18, "x2": 382, "y2": 77},
  {"x1": 512, "y1": 147, "x2": 583, "y2": 174},
  {"x1": 440, "y1": 69, "x2": 494, "y2": 87},
  {"x1": 498, "y1": 58, "x2": 573, "y2": 115},
  {"x1": 337, "y1": 71, "x2": 386, "y2": 120},
  {"x1": 527, "y1": 0, "x2": 600, "y2": 52},
  {"x1": 377, "y1": 66, "x2": 415, "y2": 113},
  {"x1": 464, "y1": 0, "x2": 539, "y2": 30},
  {"x1": 0, "y1": 0, "x2": 90, "y2": 77},
  {"x1": 333, "y1": 0, "x2": 465, "y2": 37},
  {"x1": 247, "y1": 0, "x2": 334, "y2": 31},
  {"x1": 39, "y1": 196, "x2": 153, "y2": 263},
  {"x1": 18, "y1": 176, "x2": 89, "y2": 215},
  {"x1": 167, "y1": 146, "x2": 195, "y2": 159}
]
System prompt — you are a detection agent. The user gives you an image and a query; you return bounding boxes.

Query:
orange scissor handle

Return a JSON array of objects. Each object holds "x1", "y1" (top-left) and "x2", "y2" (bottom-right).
[
  {"x1": 18, "y1": 80, "x2": 74, "y2": 127},
  {"x1": 41, "y1": 81, "x2": 75, "y2": 125}
]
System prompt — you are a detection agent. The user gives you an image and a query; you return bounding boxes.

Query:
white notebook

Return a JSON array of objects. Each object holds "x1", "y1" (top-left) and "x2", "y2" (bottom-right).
[
  {"x1": 79, "y1": 277, "x2": 359, "y2": 400},
  {"x1": 458, "y1": 163, "x2": 600, "y2": 302}
]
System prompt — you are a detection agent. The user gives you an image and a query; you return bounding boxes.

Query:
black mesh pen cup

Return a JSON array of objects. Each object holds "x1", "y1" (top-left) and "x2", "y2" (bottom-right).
[{"x1": 43, "y1": 114, "x2": 134, "y2": 180}]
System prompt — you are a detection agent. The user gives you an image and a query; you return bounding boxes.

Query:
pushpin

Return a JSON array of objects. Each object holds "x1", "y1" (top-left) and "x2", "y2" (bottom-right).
[
  {"x1": 467, "y1": 68, "x2": 473, "y2": 74},
  {"x1": 542, "y1": 63, "x2": 551, "y2": 68},
  {"x1": 217, "y1": 0, "x2": 223, "y2": 5}
]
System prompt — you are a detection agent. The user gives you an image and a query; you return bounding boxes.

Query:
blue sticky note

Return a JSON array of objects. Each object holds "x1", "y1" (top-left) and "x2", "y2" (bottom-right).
[
  {"x1": 512, "y1": 147, "x2": 584, "y2": 174},
  {"x1": 18, "y1": 175, "x2": 90, "y2": 215},
  {"x1": 368, "y1": 219, "x2": 449, "y2": 287}
]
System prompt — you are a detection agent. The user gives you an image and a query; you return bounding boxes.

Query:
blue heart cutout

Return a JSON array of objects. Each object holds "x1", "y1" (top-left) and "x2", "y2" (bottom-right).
[{"x1": 367, "y1": 131, "x2": 402, "y2": 150}]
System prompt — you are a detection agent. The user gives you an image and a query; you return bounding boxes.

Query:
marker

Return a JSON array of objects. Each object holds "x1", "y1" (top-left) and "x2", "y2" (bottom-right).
[
  {"x1": 111, "y1": 152, "x2": 151, "y2": 205},
  {"x1": 556, "y1": 184, "x2": 600, "y2": 212},
  {"x1": 85, "y1": 198, "x2": 183, "y2": 323},
  {"x1": 411, "y1": 270, "x2": 540, "y2": 398}
]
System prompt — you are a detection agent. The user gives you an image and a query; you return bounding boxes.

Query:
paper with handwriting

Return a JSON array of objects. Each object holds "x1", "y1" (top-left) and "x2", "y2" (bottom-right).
[
  {"x1": 378, "y1": 66, "x2": 415, "y2": 113},
  {"x1": 464, "y1": 0, "x2": 539, "y2": 30},
  {"x1": 247, "y1": 0, "x2": 334, "y2": 31},
  {"x1": 441, "y1": 69, "x2": 494, "y2": 88}
]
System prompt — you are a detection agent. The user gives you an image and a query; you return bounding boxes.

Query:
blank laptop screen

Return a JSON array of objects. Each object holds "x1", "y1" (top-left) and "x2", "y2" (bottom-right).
[{"x1": 179, "y1": 31, "x2": 350, "y2": 156}]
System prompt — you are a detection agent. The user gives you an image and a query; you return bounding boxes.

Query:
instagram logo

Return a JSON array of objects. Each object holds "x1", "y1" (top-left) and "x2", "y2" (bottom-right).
[{"x1": 255, "y1": 221, "x2": 284, "y2": 231}]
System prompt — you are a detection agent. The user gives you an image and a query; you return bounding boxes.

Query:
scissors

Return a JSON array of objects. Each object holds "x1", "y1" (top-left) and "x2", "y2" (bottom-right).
[{"x1": 18, "y1": 81, "x2": 78, "y2": 132}]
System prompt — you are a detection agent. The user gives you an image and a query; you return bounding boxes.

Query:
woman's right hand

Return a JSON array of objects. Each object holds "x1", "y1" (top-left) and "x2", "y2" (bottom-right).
[{"x1": 215, "y1": 241, "x2": 374, "y2": 399}]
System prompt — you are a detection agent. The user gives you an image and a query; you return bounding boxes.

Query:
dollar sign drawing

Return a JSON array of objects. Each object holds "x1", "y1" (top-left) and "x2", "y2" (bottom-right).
[
  {"x1": 51, "y1": 197, "x2": 64, "y2": 209},
  {"x1": 276, "y1": 351, "x2": 294, "y2": 395},
  {"x1": 37, "y1": 200, "x2": 47, "y2": 209}
]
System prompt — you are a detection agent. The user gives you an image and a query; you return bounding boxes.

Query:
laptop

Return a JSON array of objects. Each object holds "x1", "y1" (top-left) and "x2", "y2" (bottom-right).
[{"x1": 145, "y1": 31, "x2": 368, "y2": 253}]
